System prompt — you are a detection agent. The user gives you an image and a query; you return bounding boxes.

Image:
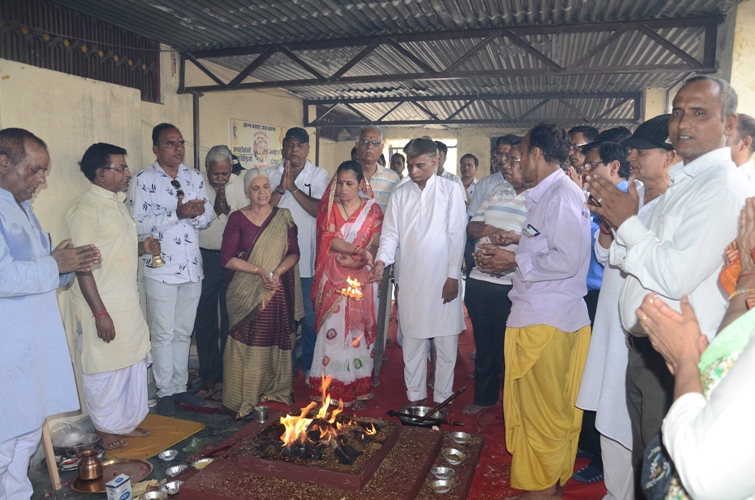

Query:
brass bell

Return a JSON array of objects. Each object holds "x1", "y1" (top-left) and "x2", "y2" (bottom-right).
[{"x1": 148, "y1": 254, "x2": 166, "y2": 268}]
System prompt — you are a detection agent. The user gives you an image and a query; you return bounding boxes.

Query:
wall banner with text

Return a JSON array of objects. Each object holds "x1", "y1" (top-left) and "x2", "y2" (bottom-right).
[{"x1": 230, "y1": 118, "x2": 286, "y2": 169}]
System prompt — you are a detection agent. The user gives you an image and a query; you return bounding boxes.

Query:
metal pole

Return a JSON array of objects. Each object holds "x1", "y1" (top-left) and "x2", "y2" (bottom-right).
[
  {"x1": 315, "y1": 126, "x2": 320, "y2": 167},
  {"x1": 193, "y1": 92, "x2": 200, "y2": 170}
]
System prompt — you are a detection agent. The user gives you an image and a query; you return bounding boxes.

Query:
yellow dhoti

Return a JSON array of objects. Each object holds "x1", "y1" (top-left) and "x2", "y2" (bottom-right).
[{"x1": 503, "y1": 324, "x2": 591, "y2": 491}]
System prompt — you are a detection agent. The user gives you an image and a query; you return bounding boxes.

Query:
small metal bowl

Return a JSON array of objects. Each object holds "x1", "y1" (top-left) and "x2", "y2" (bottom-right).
[
  {"x1": 158, "y1": 449, "x2": 178, "y2": 461},
  {"x1": 398, "y1": 406, "x2": 449, "y2": 427},
  {"x1": 430, "y1": 466, "x2": 456, "y2": 480},
  {"x1": 443, "y1": 447, "x2": 466, "y2": 466},
  {"x1": 160, "y1": 480, "x2": 183, "y2": 496},
  {"x1": 52, "y1": 433, "x2": 102, "y2": 458},
  {"x1": 165, "y1": 464, "x2": 187, "y2": 477},
  {"x1": 138, "y1": 492, "x2": 166, "y2": 500},
  {"x1": 192, "y1": 458, "x2": 214, "y2": 470},
  {"x1": 449, "y1": 431, "x2": 471, "y2": 445},
  {"x1": 428, "y1": 478, "x2": 456, "y2": 494}
]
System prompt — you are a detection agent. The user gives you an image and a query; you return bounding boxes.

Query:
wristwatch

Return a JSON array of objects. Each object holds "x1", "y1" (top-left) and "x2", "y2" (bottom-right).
[{"x1": 275, "y1": 186, "x2": 285, "y2": 195}]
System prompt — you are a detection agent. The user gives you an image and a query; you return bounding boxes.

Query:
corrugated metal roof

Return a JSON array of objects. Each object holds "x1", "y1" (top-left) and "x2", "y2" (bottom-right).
[
  {"x1": 51, "y1": 0, "x2": 735, "y2": 52},
  {"x1": 48, "y1": 0, "x2": 740, "y2": 129}
]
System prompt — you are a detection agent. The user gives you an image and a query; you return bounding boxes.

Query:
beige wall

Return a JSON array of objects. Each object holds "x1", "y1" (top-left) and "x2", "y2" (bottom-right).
[
  {"x1": 0, "y1": 51, "x2": 315, "y2": 427},
  {"x1": 730, "y1": 0, "x2": 755, "y2": 114}
]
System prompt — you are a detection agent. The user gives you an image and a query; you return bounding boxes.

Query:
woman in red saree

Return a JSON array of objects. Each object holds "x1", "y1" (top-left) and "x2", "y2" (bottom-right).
[{"x1": 310, "y1": 161, "x2": 383, "y2": 409}]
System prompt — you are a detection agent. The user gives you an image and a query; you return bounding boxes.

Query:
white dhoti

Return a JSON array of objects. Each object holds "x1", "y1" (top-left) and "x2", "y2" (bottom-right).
[
  {"x1": 0, "y1": 426, "x2": 43, "y2": 500},
  {"x1": 403, "y1": 336, "x2": 458, "y2": 403},
  {"x1": 600, "y1": 434, "x2": 634, "y2": 500},
  {"x1": 82, "y1": 357, "x2": 150, "y2": 435}
]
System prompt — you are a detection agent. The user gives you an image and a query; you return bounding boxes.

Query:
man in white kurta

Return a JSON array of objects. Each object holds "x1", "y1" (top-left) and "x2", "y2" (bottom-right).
[
  {"x1": 67, "y1": 143, "x2": 154, "y2": 450},
  {"x1": 0, "y1": 128, "x2": 99, "y2": 500},
  {"x1": 371, "y1": 138, "x2": 467, "y2": 404}
]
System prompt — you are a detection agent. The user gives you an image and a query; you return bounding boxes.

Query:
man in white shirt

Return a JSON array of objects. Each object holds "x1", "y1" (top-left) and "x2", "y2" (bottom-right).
[
  {"x1": 726, "y1": 112, "x2": 755, "y2": 185},
  {"x1": 195, "y1": 145, "x2": 248, "y2": 392},
  {"x1": 585, "y1": 76, "x2": 752, "y2": 496},
  {"x1": 129, "y1": 123, "x2": 213, "y2": 416},
  {"x1": 268, "y1": 128, "x2": 329, "y2": 381},
  {"x1": 369, "y1": 137, "x2": 467, "y2": 405},
  {"x1": 469, "y1": 135, "x2": 520, "y2": 216},
  {"x1": 460, "y1": 153, "x2": 479, "y2": 202},
  {"x1": 434, "y1": 140, "x2": 465, "y2": 194},
  {"x1": 390, "y1": 153, "x2": 405, "y2": 179}
]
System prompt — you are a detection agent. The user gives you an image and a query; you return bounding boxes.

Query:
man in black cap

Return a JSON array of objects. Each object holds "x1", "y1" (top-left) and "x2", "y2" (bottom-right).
[
  {"x1": 585, "y1": 76, "x2": 751, "y2": 498},
  {"x1": 576, "y1": 114, "x2": 676, "y2": 499},
  {"x1": 268, "y1": 127, "x2": 330, "y2": 382}
]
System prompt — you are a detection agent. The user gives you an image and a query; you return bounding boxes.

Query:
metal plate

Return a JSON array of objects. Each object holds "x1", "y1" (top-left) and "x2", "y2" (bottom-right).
[{"x1": 71, "y1": 458, "x2": 153, "y2": 494}]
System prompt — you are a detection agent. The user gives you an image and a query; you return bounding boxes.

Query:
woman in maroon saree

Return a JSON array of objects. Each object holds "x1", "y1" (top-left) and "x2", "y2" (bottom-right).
[
  {"x1": 221, "y1": 168, "x2": 303, "y2": 418},
  {"x1": 310, "y1": 161, "x2": 383, "y2": 409}
]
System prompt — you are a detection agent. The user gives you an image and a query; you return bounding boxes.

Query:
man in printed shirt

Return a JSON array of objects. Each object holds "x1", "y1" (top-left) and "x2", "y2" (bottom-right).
[
  {"x1": 487, "y1": 123, "x2": 592, "y2": 499},
  {"x1": 129, "y1": 123, "x2": 213, "y2": 416},
  {"x1": 67, "y1": 143, "x2": 159, "y2": 450},
  {"x1": 195, "y1": 145, "x2": 247, "y2": 391},
  {"x1": 585, "y1": 75, "x2": 752, "y2": 497},
  {"x1": 0, "y1": 128, "x2": 99, "y2": 499}
]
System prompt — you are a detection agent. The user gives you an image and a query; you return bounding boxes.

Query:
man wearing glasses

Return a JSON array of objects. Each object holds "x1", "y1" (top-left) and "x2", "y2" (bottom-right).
[
  {"x1": 68, "y1": 143, "x2": 161, "y2": 449},
  {"x1": 129, "y1": 123, "x2": 213, "y2": 416},
  {"x1": 355, "y1": 126, "x2": 399, "y2": 381}
]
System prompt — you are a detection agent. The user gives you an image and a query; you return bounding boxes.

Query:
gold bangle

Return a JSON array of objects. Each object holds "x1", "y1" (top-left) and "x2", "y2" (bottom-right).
[{"x1": 729, "y1": 287, "x2": 755, "y2": 300}]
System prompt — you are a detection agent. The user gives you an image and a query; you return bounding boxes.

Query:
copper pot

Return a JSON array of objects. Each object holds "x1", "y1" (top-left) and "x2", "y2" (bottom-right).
[{"x1": 78, "y1": 449, "x2": 102, "y2": 480}]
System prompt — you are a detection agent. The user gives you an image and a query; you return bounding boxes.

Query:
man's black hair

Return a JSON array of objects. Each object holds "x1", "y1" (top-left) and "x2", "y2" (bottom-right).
[
  {"x1": 0, "y1": 128, "x2": 47, "y2": 166},
  {"x1": 152, "y1": 123, "x2": 179, "y2": 146},
  {"x1": 79, "y1": 143, "x2": 128, "y2": 181},
  {"x1": 496, "y1": 134, "x2": 521, "y2": 147},
  {"x1": 434, "y1": 141, "x2": 448, "y2": 155},
  {"x1": 591, "y1": 141, "x2": 631, "y2": 179},
  {"x1": 568, "y1": 126, "x2": 600, "y2": 143},
  {"x1": 529, "y1": 123, "x2": 571, "y2": 165}
]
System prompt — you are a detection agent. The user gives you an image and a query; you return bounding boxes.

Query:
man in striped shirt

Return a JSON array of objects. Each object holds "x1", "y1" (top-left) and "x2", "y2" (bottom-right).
[
  {"x1": 356, "y1": 126, "x2": 399, "y2": 211},
  {"x1": 355, "y1": 126, "x2": 399, "y2": 380},
  {"x1": 464, "y1": 144, "x2": 530, "y2": 414}
]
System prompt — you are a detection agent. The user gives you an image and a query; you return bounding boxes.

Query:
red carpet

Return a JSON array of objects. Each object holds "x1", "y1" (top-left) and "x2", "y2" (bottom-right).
[{"x1": 266, "y1": 301, "x2": 607, "y2": 499}]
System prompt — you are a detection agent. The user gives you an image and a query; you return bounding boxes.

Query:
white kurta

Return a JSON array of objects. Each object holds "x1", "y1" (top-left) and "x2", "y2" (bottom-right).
[
  {"x1": 376, "y1": 175, "x2": 467, "y2": 339},
  {"x1": 576, "y1": 183, "x2": 658, "y2": 449}
]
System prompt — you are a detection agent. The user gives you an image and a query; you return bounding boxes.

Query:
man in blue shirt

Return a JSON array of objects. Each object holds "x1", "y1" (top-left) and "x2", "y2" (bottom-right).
[{"x1": 0, "y1": 128, "x2": 100, "y2": 499}]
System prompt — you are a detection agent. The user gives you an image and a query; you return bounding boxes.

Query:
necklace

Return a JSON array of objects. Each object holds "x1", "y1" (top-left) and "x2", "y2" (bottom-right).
[{"x1": 340, "y1": 199, "x2": 361, "y2": 220}]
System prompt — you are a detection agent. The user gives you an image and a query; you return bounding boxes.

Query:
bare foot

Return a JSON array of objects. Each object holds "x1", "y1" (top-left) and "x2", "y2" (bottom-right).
[
  {"x1": 122, "y1": 428, "x2": 150, "y2": 438},
  {"x1": 352, "y1": 400, "x2": 367, "y2": 410},
  {"x1": 98, "y1": 432, "x2": 128, "y2": 450},
  {"x1": 402, "y1": 398, "x2": 427, "y2": 410},
  {"x1": 506, "y1": 484, "x2": 562, "y2": 500},
  {"x1": 463, "y1": 402, "x2": 497, "y2": 415},
  {"x1": 201, "y1": 378, "x2": 216, "y2": 391}
]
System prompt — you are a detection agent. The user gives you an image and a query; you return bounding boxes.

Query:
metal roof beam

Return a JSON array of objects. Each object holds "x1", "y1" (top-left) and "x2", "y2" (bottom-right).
[
  {"x1": 185, "y1": 16, "x2": 717, "y2": 59},
  {"x1": 304, "y1": 92, "x2": 640, "y2": 105},
  {"x1": 303, "y1": 118, "x2": 639, "y2": 127}
]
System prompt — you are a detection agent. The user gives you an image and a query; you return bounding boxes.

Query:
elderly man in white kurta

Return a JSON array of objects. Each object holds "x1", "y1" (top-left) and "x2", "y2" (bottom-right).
[
  {"x1": 370, "y1": 137, "x2": 467, "y2": 404},
  {"x1": 67, "y1": 143, "x2": 156, "y2": 450},
  {"x1": 0, "y1": 128, "x2": 100, "y2": 500}
]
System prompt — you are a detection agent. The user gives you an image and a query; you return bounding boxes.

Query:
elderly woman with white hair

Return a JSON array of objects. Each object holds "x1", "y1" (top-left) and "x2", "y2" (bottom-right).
[{"x1": 220, "y1": 168, "x2": 303, "y2": 418}]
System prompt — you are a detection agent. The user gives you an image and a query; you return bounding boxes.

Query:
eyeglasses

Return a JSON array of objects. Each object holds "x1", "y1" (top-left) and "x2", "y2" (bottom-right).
[
  {"x1": 164, "y1": 140, "x2": 186, "y2": 149},
  {"x1": 358, "y1": 139, "x2": 382, "y2": 148},
  {"x1": 570, "y1": 143, "x2": 587, "y2": 151},
  {"x1": 171, "y1": 179, "x2": 184, "y2": 197},
  {"x1": 582, "y1": 161, "x2": 604, "y2": 172},
  {"x1": 101, "y1": 166, "x2": 130, "y2": 173},
  {"x1": 506, "y1": 157, "x2": 521, "y2": 165}
]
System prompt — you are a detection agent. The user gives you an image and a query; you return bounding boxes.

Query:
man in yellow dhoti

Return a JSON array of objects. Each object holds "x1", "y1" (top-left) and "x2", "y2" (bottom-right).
[{"x1": 490, "y1": 123, "x2": 592, "y2": 499}]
